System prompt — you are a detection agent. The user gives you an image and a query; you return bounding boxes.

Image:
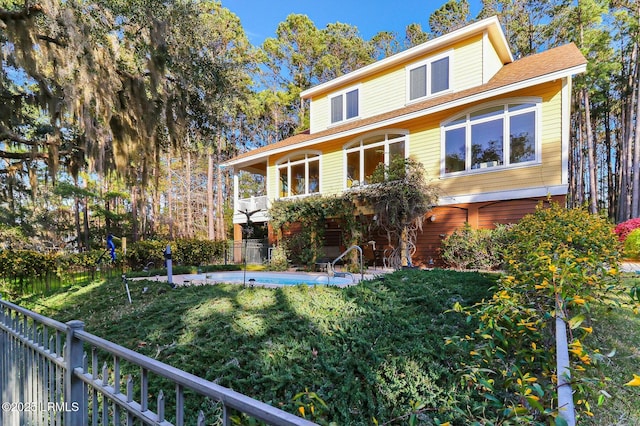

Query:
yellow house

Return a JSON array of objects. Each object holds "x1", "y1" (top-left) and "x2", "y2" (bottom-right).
[{"x1": 223, "y1": 16, "x2": 587, "y2": 266}]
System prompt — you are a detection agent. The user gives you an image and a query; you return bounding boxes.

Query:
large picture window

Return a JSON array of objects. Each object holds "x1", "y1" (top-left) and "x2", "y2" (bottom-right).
[
  {"x1": 408, "y1": 53, "x2": 451, "y2": 102},
  {"x1": 330, "y1": 87, "x2": 359, "y2": 124},
  {"x1": 442, "y1": 100, "x2": 539, "y2": 175},
  {"x1": 277, "y1": 152, "x2": 320, "y2": 198},
  {"x1": 344, "y1": 132, "x2": 407, "y2": 188}
]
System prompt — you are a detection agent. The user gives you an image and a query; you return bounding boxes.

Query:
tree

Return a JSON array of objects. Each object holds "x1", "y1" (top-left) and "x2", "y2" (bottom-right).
[
  {"x1": 1, "y1": 0, "x2": 254, "y2": 245},
  {"x1": 478, "y1": 0, "x2": 552, "y2": 57},
  {"x1": 429, "y1": 0, "x2": 472, "y2": 38}
]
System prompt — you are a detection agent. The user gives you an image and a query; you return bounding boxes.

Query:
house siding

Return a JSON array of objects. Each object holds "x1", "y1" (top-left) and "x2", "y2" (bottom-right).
[
  {"x1": 309, "y1": 34, "x2": 488, "y2": 133},
  {"x1": 452, "y1": 34, "x2": 484, "y2": 91},
  {"x1": 483, "y1": 31, "x2": 504, "y2": 84},
  {"x1": 271, "y1": 80, "x2": 564, "y2": 207}
]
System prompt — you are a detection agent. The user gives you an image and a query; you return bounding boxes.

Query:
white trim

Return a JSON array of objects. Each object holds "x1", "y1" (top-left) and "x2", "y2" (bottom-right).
[
  {"x1": 300, "y1": 16, "x2": 512, "y2": 99},
  {"x1": 224, "y1": 65, "x2": 585, "y2": 168},
  {"x1": 561, "y1": 76, "x2": 571, "y2": 185},
  {"x1": 438, "y1": 184, "x2": 568, "y2": 205}
]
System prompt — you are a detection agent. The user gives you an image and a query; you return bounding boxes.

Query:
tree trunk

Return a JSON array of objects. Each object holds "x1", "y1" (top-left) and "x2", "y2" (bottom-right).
[
  {"x1": 186, "y1": 149, "x2": 193, "y2": 237},
  {"x1": 215, "y1": 135, "x2": 226, "y2": 240},
  {"x1": 582, "y1": 88, "x2": 598, "y2": 214},
  {"x1": 207, "y1": 150, "x2": 215, "y2": 240},
  {"x1": 73, "y1": 176, "x2": 82, "y2": 250},
  {"x1": 82, "y1": 178, "x2": 90, "y2": 249},
  {"x1": 167, "y1": 151, "x2": 174, "y2": 239},
  {"x1": 575, "y1": 110, "x2": 585, "y2": 207},
  {"x1": 618, "y1": 42, "x2": 637, "y2": 222},
  {"x1": 633, "y1": 65, "x2": 640, "y2": 217},
  {"x1": 131, "y1": 183, "x2": 139, "y2": 243}
]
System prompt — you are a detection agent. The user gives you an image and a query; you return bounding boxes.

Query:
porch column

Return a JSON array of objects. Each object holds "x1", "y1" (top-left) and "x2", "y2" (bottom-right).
[
  {"x1": 233, "y1": 171, "x2": 239, "y2": 214},
  {"x1": 234, "y1": 223, "x2": 243, "y2": 263}
]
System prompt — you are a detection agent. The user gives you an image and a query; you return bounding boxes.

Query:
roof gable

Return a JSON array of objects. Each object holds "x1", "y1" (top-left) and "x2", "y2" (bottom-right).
[{"x1": 300, "y1": 16, "x2": 512, "y2": 100}]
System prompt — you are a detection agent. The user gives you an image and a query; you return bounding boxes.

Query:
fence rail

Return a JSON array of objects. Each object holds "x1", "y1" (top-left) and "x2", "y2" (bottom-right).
[{"x1": 0, "y1": 296, "x2": 317, "y2": 426}]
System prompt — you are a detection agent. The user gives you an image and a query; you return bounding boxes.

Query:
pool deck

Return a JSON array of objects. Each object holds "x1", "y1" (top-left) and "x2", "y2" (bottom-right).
[
  {"x1": 622, "y1": 261, "x2": 640, "y2": 273},
  {"x1": 131, "y1": 267, "x2": 395, "y2": 288},
  {"x1": 132, "y1": 262, "x2": 640, "y2": 288}
]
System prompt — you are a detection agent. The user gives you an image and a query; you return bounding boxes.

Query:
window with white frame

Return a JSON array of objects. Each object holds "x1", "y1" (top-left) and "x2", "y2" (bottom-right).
[
  {"x1": 344, "y1": 132, "x2": 407, "y2": 188},
  {"x1": 277, "y1": 152, "x2": 321, "y2": 198},
  {"x1": 442, "y1": 100, "x2": 540, "y2": 175},
  {"x1": 408, "y1": 53, "x2": 451, "y2": 101},
  {"x1": 330, "y1": 87, "x2": 359, "y2": 124}
]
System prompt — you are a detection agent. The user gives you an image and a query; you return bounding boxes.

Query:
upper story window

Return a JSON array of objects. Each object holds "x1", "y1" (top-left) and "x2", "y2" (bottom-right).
[
  {"x1": 330, "y1": 87, "x2": 359, "y2": 124},
  {"x1": 344, "y1": 131, "x2": 407, "y2": 188},
  {"x1": 442, "y1": 99, "x2": 540, "y2": 176},
  {"x1": 277, "y1": 152, "x2": 321, "y2": 199},
  {"x1": 408, "y1": 53, "x2": 451, "y2": 102}
]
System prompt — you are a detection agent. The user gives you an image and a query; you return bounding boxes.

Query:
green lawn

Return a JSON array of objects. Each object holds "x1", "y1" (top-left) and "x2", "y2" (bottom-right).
[
  {"x1": 10, "y1": 269, "x2": 640, "y2": 425},
  {"x1": 581, "y1": 274, "x2": 640, "y2": 426}
]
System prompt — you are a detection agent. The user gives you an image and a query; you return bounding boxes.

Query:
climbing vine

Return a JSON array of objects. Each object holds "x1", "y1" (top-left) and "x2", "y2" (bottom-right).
[
  {"x1": 269, "y1": 196, "x2": 357, "y2": 268},
  {"x1": 268, "y1": 157, "x2": 438, "y2": 269},
  {"x1": 345, "y1": 157, "x2": 438, "y2": 268}
]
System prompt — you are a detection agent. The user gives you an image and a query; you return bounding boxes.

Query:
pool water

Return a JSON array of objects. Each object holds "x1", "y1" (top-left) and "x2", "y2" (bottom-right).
[{"x1": 180, "y1": 271, "x2": 353, "y2": 287}]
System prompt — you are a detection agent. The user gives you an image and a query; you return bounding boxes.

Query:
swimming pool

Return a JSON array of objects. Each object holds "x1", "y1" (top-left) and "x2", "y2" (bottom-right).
[{"x1": 178, "y1": 271, "x2": 354, "y2": 287}]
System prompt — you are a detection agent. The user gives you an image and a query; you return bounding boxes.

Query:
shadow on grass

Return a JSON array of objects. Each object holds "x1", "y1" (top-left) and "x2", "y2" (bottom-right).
[{"x1": 19, "y1": 269, "x2": 496, "y2": 425}]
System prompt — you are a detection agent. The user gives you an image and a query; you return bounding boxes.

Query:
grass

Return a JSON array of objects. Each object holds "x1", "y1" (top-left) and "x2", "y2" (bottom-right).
[
  {"x1": 13, "y1": 269, "x2": 495, "y2": 425},
  {"x1": 581, "y1": 273, "x2": 640, "y2": 426},
  {"x1": 8, "y1": 269, "x2": 640, "y2": 425}
]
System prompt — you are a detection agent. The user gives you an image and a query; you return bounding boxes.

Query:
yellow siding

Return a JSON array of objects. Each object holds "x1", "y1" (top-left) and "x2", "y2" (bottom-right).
[
  {"x1": 309, "y1": 96, "x2": 329, "y2": 134},
  {"x1": 308, "y1": 34, "x2": 490, "y2": 133},
  {"x1": 435, "y1": 82, "x2": 563, "y2": 198},
  {"x1": 452, "y1": 35, "x2": 484, "y2": 91},
  {"x1": 483, "y1": 32, "x2": 504, "y2": 83},
  {"x1": 271, "y1": 81, "x2": 564, "y2": 204},
  {"x1": 361, "y1": 65, "x2": 406, "y2": 117}
]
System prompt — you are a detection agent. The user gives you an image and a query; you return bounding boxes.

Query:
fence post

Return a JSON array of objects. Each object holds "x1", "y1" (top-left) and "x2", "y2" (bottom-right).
[{"x1": 65, "y1": 320, "x2": 85, "y2": 426}]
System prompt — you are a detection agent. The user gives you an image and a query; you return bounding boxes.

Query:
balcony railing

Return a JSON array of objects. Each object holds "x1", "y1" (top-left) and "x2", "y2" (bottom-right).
[{"x1": 236, "y1": 195, "x2": 269, "y2": 213}]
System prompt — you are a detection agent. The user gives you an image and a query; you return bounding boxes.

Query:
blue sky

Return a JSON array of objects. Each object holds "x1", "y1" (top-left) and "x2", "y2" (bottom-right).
[{"x1": 222, "y1": 0, "x2": 484, "y2": 46}]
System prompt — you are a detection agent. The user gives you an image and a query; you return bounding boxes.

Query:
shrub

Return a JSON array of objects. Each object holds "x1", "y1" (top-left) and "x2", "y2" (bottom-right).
[
  {"x1": 624, "y1": 228, "x2": 640, "y2": 260},
  {"x1": 449, "y1": 204, "x2": 621, "y2": 424},
  {"x1": 174, "y1": 239, "x2": 227, "y2": 266},
  {"x1": 614, "y1": 217, "x2": 640, "y2": 242},
  {"x1": 268, "y1": 245, "x2": 289, "y2": 271},
  {"x1": 441, "y1": 223, "x2": 511, "y2": 270},
  {"x1": 126, "y1": 240, "x2": 167, "y2": 269}
]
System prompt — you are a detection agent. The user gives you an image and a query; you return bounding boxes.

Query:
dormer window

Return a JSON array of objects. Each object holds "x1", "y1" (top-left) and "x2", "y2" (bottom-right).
[
  {"x1": 330, "y1": 87, "x2": 359, "y2": 124},
  {"x1": 408, "y1": 53, "x2": 451, "y2": 102}
]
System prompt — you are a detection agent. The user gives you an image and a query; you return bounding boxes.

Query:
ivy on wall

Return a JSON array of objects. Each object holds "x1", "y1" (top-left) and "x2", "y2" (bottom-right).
[{"x1": 269, "y1": 158, "x2": 438, "y2": 269}]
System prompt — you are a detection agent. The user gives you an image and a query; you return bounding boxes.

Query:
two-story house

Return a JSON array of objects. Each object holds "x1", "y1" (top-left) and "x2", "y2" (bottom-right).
[{"x1": 223, "y1": 16, "x2": 587, "y2": 266}]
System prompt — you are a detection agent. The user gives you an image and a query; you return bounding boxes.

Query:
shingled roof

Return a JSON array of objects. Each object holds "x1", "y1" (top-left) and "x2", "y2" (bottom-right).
[{"x1": 225, "y1": 43, "x2": 586, "y2": 167}]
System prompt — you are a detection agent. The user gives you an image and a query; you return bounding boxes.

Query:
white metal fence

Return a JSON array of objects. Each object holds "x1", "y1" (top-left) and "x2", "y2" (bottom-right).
[{"x1": 0, "y1": 296, "x2": 317, "y2": 426}]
